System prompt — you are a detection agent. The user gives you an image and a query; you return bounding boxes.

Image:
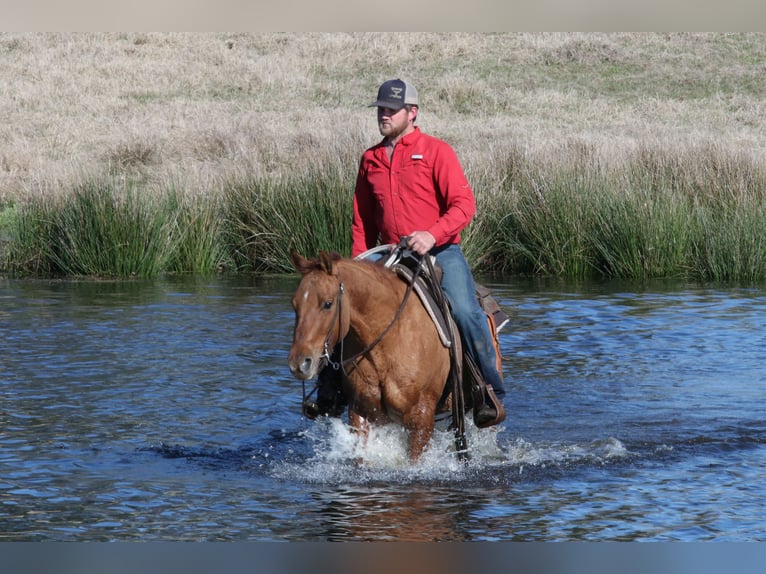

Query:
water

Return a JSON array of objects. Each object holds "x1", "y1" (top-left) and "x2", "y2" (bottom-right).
[{"x1": 1, "y1": 274, "x2": 765, "y2": 541}]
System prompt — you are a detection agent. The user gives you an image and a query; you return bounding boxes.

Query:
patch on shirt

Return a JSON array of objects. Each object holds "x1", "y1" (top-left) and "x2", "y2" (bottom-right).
[{"x1": 411, "y1": 154, "x2": 423, "y2": 160}]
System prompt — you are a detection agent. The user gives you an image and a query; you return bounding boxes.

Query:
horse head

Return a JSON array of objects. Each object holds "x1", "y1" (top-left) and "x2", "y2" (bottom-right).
[{"x1": 288, "y1": 249, "x2": 349, "y2": 380}]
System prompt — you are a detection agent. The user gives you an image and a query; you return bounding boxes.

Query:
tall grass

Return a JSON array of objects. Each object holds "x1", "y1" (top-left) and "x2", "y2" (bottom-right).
[
  {"x1": 479, "y1": 141, "x2": 766, "y2": 281},
  {"x1": 4, "y1": 139, "x2": 766, "y2": 281},
  {"x1": 2, "y1": 161, "x2": 355, "y2": 276},
  {"x1": 17, "y1": 181, "x2": 178, "y2": 276},
  {"x1": 168, "y1": 189, "x2": 231, "y2": 274},
  {"x1": 223, "y1": 158, "x2": 355, "y2": 273},
  {"x1": 4, "y1": 180, "x2": 229, "y2": 277}
]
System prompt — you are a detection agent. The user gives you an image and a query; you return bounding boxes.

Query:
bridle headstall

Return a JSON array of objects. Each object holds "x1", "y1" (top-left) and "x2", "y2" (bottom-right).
[{"x1": 321, "y1": 256, "x2": 424, "y2": 377}]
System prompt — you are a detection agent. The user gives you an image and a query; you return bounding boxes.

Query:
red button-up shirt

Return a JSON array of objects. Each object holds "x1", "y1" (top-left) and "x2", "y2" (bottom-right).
[{"x1": 351, "y1": 127, "x2": 476, "y2": 258}]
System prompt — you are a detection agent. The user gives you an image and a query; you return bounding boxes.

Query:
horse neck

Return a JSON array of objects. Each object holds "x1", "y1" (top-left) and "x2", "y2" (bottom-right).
[{"x1": 337, "y1": 259, "x2": 405, "y2": 345}]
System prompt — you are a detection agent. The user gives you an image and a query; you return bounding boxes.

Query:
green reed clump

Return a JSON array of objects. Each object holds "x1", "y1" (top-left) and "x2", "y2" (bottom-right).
[
  {"x1": 167, "y1": 189, "x2": 232, "y2": 274},
  {"x1": 3, "y1": 178, "x2": 235, "y2": 277},
  {"x1": 2, "y1": 164, "x2": 356, "y2": 277},
  {"x1": 6, "y1": 181, "x2": 176, "y2": 276},
  {"x1": 513, "y1": 175, "x2": 597, "y2": 277},
  {"x1": 223, "y1": 160, "x2": 355, "y2": 273},
  {"x1": 690, "y1": 203, "x2": 766, "y2": 282},
  {"x1": 624, "y1": 142, "x2": 766, "y2": 281},
  {"x1": 5, "y1": 195, "x2": 69, "y2": 275},
  {"x1": 50, "y1": 181, "x2": 179, "y2": 276},
  {"x1": 461, "y1": 150, "x2": 520, "y2": 271},
  {"x1": 4, "y1": 140, "x2": 766, "y2": 282},
  {"x1": 2, "y1": 202, "x2": 47, "y2": 274},
  {"x1": 477, "y1": 142, "x2": 766, "y2": 280},
  {"x1": 467, "y1": 143, "x2": 601, "y2": 276},
  {"x1": 589, "y1": 185, "x2": 695, "y2": 278}
]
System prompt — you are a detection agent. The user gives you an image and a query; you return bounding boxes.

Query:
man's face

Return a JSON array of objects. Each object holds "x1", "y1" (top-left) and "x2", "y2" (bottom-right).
[{"x1": 377, "y1": 105, "x2": 415, "y2": 139}]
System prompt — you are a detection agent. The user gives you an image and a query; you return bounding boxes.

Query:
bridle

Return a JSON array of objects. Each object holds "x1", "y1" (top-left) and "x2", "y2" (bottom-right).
[
  {"x1": 319, "y1": 279, "x2": 344, "y2": 371},
  {"x1": 320, "y1": 255, "x2": 423, "y2": 377}
]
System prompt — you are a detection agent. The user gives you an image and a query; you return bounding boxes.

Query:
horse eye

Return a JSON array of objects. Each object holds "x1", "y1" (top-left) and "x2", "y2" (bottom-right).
[{"x1": 322, "y1": 300, "x2": 333, "y2": 310}]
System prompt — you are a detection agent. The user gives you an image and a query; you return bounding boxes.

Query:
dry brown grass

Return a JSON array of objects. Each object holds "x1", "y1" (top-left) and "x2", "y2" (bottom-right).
[{"x1": 1, "y1": 32, "x2": 765, "y2": 204}]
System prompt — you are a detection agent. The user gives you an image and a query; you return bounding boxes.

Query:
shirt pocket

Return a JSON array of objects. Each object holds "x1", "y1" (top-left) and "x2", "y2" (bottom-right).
[{"x1": 403, "y1": 153, "x2": 430, "y2": 175}]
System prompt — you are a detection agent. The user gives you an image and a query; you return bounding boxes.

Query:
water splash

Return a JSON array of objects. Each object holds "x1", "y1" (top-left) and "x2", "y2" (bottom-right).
[{"x1": 269, "y1": 417, "x2": 630, "y2": 484}]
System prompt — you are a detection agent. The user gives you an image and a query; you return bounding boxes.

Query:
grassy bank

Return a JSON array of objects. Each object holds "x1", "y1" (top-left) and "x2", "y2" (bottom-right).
[
  {"x1": 467, "y1": 141, "x2": 766, "y2": 281},
  {"x1": 4, "y1": 139, "x2": 766, "y2": 281},
  {"x1": 1, "y1": 33, "x2": 765, "y2": 279},
  {"x1": 2, "y1": 167, "x2": 354, "y2": 276}
]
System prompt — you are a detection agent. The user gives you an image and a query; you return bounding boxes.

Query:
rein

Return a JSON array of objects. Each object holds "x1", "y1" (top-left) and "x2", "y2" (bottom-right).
[
  {"x1": 422, "y1": 254, "x2": 468, "y2": 461},
  {"x1": 325, "y1": 255, "x2": 424, "y2": 376}
]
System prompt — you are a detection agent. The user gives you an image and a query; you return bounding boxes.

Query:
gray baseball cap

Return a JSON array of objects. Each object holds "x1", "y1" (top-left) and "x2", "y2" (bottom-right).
[{"x1": 369, "y1": 78, "x2": 419, "y2": 109}]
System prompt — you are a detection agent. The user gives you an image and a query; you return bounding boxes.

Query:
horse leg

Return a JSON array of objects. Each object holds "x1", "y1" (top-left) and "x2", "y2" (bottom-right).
[
  {"x1": 348, "y1": 409, "x2": 371, "y2": 462},
  {"x1": 403, "y1": 407, "x2": 436, "y2": 462}
]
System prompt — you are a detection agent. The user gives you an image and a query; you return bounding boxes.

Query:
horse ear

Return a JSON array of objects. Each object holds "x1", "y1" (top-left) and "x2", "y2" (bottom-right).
[
  {"x1": 318, "y1": 251, "x2": 333, "y2": 274},
  {"x1": 318, "y1": 251, "x2": 341, "y2": 275},
  {"x1": 290, "y1": 248, "x2": 312, "y2": 274}
]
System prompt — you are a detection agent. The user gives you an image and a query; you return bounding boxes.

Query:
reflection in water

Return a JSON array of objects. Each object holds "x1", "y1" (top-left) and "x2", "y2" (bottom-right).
[
  {"x1": 1, "y1": 275, "x2": 766, "y2": 540},
  {"x1": 310, "y1": 486, "x2": 470, "y2": 541}
]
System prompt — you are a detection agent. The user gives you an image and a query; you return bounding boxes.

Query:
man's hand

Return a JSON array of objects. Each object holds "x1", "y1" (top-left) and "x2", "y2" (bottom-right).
[{"x1": 406, "y1": 231, "x2": 436, "y2": 255}]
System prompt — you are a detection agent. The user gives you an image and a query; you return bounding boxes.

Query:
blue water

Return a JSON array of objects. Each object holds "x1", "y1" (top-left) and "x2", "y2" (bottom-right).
[{"x1": 1, "y1": 275, "x2": 765, "y2": 541}]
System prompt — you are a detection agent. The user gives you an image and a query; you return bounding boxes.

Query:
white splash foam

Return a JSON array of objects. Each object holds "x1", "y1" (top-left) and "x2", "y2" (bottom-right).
[
  {"x1": 503, "y1": 436, "x2": 631, "y2": 468},
  {"x1": 268, "y1": 418, "x2": 630, "y2": 484},
  {"x1": 271, "y1": 418, "x2": 509, "y2": 483}
]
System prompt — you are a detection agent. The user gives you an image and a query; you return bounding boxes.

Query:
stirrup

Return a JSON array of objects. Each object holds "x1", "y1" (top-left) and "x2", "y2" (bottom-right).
[{"x1": 473, "y1": 384, "x2": 506, "y2": 428}]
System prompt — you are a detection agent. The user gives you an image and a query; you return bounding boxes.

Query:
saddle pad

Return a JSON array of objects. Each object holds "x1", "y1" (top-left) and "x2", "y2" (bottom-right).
[{"x1": 392, "y1": 264, "x2": 453, "y2": 348}]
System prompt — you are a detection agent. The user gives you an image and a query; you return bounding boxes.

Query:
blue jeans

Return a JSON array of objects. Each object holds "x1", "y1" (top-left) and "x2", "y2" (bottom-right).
[{"x1": 433, "y1": 244, "x2": 506, "y2": 398}]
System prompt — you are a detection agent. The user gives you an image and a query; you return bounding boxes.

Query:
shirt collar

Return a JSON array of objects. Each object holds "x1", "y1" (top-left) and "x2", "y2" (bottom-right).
[{"x1": 378, "y1": 126, "x2": 421, "y2": 149}]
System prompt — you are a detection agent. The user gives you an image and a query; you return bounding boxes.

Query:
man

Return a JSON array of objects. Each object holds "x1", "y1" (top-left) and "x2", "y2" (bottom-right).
[{"x1": 304, "y1": 78, "x2": 505, "y2": 422}]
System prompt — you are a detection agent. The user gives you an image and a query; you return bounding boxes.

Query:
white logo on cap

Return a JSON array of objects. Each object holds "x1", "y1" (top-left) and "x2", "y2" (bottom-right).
[{"x1": 390, "y1": 87, "x2": 403, "y2": 99}]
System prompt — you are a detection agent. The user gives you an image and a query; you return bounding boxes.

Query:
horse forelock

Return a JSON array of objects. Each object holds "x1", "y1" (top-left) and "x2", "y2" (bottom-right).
[{"x1": 291, "y1": 252, "x2": 346, "y2": 311}]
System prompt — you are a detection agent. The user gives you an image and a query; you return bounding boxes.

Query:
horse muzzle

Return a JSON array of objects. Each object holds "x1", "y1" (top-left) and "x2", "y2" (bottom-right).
[{"x1": 288, "y1": 352, "x2": 322, "y2": 380}]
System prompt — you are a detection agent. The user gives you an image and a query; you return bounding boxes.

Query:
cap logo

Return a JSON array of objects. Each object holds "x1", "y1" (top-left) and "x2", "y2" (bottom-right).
[{"x1": 370, "y1": 79, "x2": 418, "y2": 108}]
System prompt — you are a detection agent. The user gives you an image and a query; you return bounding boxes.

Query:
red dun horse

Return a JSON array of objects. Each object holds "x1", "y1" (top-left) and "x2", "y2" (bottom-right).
[{"x1": 288, "y1": 249, "x2": 457, "y2": 462}]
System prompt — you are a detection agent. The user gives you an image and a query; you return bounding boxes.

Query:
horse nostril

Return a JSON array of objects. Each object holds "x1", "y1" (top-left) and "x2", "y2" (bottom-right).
[{"x1": 288, "y1": 353, "x2": 317, "y2": 380}]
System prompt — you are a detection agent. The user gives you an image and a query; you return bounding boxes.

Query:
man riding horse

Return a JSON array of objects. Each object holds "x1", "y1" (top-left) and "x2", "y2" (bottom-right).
[{"x1": 303, "y1": 78, "x2": 507, "y2": 427}]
